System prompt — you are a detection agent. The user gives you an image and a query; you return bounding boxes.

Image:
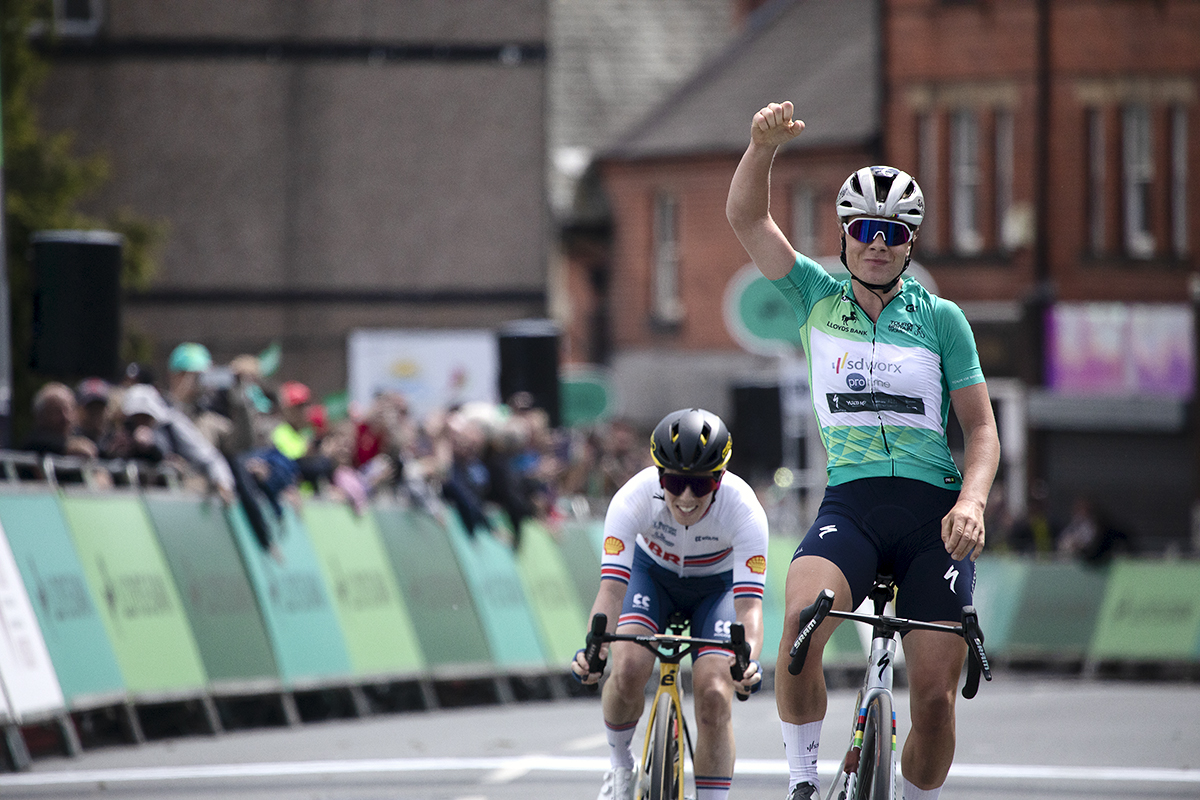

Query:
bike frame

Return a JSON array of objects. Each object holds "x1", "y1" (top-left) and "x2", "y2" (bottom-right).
[
  {"x1": 640, "y1": 632, "x2": 690, "y2": 799},
  {"x1": 832, "y1": 630, "x2": 899, "y2": 800}
]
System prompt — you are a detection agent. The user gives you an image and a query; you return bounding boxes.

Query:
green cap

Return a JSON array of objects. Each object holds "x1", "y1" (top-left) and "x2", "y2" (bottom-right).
[{"x1": 169, "y1": 342, "x2": 213, "y2": 373}]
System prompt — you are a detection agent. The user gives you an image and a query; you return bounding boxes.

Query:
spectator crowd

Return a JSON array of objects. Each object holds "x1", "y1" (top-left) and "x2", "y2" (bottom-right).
[{"x1": 13, "y1": 343, "x2": 653, "y2": 553}]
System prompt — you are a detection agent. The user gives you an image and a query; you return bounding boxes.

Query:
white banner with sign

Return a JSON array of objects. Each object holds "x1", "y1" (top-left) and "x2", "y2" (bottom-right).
[
  {"x1": 0, "y1": 523, "x2": 65, "y2": 722},
  {"x1": 347, "y1": 329, "x2": 500, "y2": 420}
]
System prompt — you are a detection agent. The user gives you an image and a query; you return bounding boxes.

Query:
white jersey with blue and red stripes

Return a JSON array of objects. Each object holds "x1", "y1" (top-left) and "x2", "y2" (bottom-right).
[{"x1": 599, "y1": 466, "x2": 769, "y2": 602}]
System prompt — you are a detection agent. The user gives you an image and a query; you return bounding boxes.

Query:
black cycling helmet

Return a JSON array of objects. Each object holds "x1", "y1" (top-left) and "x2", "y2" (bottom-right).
[{"x1": 650, "y1": 408, "x2": 732, "y2": 474}]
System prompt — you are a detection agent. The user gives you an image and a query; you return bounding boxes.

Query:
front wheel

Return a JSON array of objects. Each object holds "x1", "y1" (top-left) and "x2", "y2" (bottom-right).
[
  {"x1": 645, "y1": 693, "x2": 681, "y2": 800},
  {"x1": 850, "y1": 692, "x2": 895, "y2": 800}
]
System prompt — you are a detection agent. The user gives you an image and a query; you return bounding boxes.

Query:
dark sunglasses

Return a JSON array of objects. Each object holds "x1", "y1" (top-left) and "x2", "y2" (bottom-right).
[
  {"x1": 844, "y1": 217, "x2": 914, "y2": 247},
  {"x1": 659, "y1": 472, "x2": 721, "y2": 497}
]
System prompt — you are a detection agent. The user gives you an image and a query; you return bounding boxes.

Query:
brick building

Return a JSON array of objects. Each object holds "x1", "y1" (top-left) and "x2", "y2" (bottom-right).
[{"x1": 566, "y1": 0, "x2": 1198, "y2": 549}]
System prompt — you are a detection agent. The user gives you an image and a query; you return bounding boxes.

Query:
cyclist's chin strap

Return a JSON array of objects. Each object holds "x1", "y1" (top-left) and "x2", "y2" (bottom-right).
[
  {"x1": 841, "y1": 239, "x2": 911, "y2": 294},
  {"x1": 851, "y1": 272, "x2": 902, "y2": 293}
]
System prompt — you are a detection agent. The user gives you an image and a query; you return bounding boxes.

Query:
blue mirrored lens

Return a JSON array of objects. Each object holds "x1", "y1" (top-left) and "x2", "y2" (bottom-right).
[{"x1": 847, "y1": 218, "x2": 912, "y2": 246}]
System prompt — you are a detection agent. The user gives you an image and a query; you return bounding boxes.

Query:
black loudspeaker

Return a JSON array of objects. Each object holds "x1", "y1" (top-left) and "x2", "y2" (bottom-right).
[
  {"x1": 730, "y1": 382, "x2": 783, "y2": 483},
  {"x1": 30, "y1": 231, "x2": 123, "y2": 381},
  {"x1": 498, "y1": 319, "x2": 561, "y2": 427}
]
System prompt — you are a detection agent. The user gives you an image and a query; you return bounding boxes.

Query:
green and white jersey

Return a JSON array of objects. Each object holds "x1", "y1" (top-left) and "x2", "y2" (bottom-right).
[{"x1": 771, "y1": 254, "x2": 985, "y2": 489}]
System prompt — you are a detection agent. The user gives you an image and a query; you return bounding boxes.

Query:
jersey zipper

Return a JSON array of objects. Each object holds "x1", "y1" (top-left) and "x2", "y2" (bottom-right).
[{"x1": 849, "y1": 290, "x2": 895, "y2": 472}]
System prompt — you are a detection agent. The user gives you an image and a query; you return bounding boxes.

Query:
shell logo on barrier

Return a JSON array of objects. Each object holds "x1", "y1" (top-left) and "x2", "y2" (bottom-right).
[
  {"x1": 745, "y1": 555, "x2": 766, "y2": 574},
  {"x1": 604, "y1": 537, "x2": 625, "y2": 556}
]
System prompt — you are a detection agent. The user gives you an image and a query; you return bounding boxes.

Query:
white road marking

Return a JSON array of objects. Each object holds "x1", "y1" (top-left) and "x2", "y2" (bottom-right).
[{"x1": 0, "y1": 757, "x2": 1196, "y2": 787}]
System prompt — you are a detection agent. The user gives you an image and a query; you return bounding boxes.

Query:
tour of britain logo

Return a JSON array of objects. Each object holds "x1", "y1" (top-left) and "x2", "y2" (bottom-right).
[
  {"x1": 745, "y1": 555, "x2": 766, "y2": 574},
  {"x1": 604, "y1": 536, "x2": 625, "y2": 556}
]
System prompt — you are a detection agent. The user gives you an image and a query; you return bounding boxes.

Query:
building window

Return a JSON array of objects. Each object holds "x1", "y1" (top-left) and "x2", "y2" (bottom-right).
[
  {"x1": 53, "y1": 0, "x2": 103, "y2": 37},
  {"x1": 1171, "y1": 105, "x2": 1188, "y2": 258},
  {"x1": 918, "y1": 112, "x2": 940, "y2": 253},
  {"x1": 1122, "y1": 104, "x2": 1155, "y2": 259},
  {"x1": 995, "y1": 108, "x2": 1015, "y2": 252},
  {"x1": 950, "y1": 109, "x2": 982, "y2": 255},
  {"x1": 651, "y1": 192, "x2": 683, "y2": 325},
  {"x1": 1087, "y1": 108, "x2": 1107, "y2": 256},
  {"x1": 790, "y1": 184, "x2": 818, "y2": 257}
]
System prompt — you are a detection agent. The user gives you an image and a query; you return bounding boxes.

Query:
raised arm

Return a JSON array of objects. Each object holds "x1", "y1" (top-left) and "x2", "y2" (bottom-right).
[{"x1": 726, "y1": 101, "x2": 805, "y2": 281}]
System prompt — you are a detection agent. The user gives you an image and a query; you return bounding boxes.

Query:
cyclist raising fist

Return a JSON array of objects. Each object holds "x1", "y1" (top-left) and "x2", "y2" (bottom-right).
[
  {"x1": 727, "y1": 102, "x2": 1000, "y2": 800},
  {"x1": 571, "y1": 408, "x2": 768, "y2": 800}
]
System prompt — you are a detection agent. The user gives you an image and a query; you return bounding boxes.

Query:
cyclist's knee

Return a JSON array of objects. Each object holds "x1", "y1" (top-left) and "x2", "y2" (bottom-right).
[
  {"x1": 692, "y1": 682, "x2": 732, "y2": 729},
  {"x1": 908, "y1": 683, "x2": 956, "y2": 733}
]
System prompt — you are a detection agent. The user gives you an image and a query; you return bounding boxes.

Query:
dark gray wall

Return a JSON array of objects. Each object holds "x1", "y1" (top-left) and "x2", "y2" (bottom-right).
[{"x1": 38, "y1": 0, "x2": 548, "y2": 393}]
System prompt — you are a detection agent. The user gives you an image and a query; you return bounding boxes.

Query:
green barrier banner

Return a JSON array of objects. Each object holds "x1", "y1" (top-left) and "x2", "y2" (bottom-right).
[
  {"x1": 372, "y1": 507, "x2": 491, "y2": 669},
  {"x1": 971, "y1": 556, "x2": 1031, "y2": 656},
  {"x1": 442, "y1": 513, "x2": 545, "y2": 669},
  {"x1": 0, "y1": 494, "x2": 124, "y2": 705},
  {"x1": 1004, "y1": 560, "x2": 1108, "y2": 660},
  {"x1": 225, "y1": 503, "x2": 353, "y2": 685},
  {"x1": 59, "y1": 495, "x2": 208, "y2": 695},
  {"x1": 143, "y1": 496, "x2": 279, "y2": 686},
  {"x1": 301, "y1": 502, "x2": 424, "y2": 677},
  {"x1": 557, "y1": 520, "x2": 602, "y2": 613},
  {"x1": 1089, "y1": 559, "x2": 1200, "y2": 662},
  {"x1": 514, "y1": 520, "x2": 588, "y2": 664},
  {"x1": 762, "y1": 537, "x2": 796, "y2": 663}
]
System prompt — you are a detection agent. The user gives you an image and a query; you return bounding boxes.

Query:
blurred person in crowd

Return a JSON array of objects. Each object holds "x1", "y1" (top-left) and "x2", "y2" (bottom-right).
[
  {"x1": 599, "y1": 418, "x2": 651, "y2": 497},
  {"x1": 20, "y1": 382, "x2": 99, "y2": 460},
  {"x1": 110, "y1": 383, "x2": 237, "y2": 505},
  {"x1": 440, "y1": 411, "x2": 494, "y2": 537},
  {"x1": 226, "y1": 354, "x2": 274, "y2": 453},
  {"x1": 74, "y1": 378, "x2": 119, "y2": 457},
  {"x1": 482, "y1": 409, "x2": 538, "y2": 548},
  {"x1": 1008, "y1": 482, "x2": 1056, "y2": 557},
  {"x1": 165, "y1": 342, "x2": 239, "y2": 457},
  {"x1": 1057, "y1": 495, "x2": 1130, "y2": 564},
  {"x1": 271, "y1": 380, "x2": 338, "y2": 493}
]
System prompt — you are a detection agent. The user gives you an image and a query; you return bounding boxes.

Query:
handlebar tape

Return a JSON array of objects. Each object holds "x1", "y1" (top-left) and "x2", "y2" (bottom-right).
[
  {"x1": 585, "y1": 613, "x2": 608, "y2": 675},
  {"x1": 788, "y1": 589, "x2": 835, "y2": 676},
  {"x1": 729, "y1": 622, "x2": 751, "y2": 701},
  {"x1": 960, "y1": 605, "x2": 992, "y2": 699}
]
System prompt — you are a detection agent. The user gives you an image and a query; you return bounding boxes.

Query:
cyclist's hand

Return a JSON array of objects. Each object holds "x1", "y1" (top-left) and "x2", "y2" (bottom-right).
[
  {"x1": 733, "y1": 658, "x2": 762, "y2": 697},
  {"x1": 571, "y1": 646, "x2": 606, "y2": 685},
  {"x1": 942, "y1": 497, "x2": 986, "y2": 562},
  {"x1": 751, "y1": 102, "x2": 805, "y2": 148}
]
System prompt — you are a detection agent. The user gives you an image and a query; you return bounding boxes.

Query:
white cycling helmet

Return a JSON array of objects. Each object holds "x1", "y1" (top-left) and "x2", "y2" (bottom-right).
[{"x1": 836, "y1": 166, "x2": 925, "y2": 227}]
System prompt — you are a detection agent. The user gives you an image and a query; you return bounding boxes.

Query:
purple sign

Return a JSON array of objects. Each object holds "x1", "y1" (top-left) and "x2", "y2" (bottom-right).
[{"x1": 1045, "y1": 302, "x2": 1193, "y2": 398}]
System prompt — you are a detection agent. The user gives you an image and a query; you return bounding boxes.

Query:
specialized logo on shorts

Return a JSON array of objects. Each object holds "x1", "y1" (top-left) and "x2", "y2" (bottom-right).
[
  {"x1": 819, "y1": 525, "x2": 837, "y2": 539},
  {"x1": 745, "y1": 555, "x2": 766, "y2": 574},
  {"x1": 604, "y1": 537, "x2": 625, "y2": 556},
  {"x1": 944, "y1": 565, "x2": 959, "y2": 593}
]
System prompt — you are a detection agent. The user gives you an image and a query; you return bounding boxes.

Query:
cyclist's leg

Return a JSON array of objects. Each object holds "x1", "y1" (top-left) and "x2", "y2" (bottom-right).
[
  {"x1": 602, "y1": 549, "x2": 672, "y2": 770},
  {"x1": 688, "y1": 581, "x2": 738, "y2": 798},
  {"x1": 776, "y1": 484, "x2": 880, "y2": 795},
  {"x1": 892, "y1": 488, "x2": 974, "y2": 798}
]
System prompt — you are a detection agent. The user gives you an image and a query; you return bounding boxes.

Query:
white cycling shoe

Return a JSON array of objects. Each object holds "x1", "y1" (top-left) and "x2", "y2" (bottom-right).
[
  {"x1": 597, "y1": 766, "x2": 636, "y2": 800},
  {"x1": 787, "y1": 782, "x2": 819, "y2": 800}
]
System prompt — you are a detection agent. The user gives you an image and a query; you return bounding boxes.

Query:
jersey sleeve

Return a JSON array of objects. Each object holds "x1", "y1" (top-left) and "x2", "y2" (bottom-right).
[
  {"x1": 933, "y1": 298, "x2": 986, "y2": 390},
  {"x1": 727, "y1": 478, "x2": 769, "y2": 602},
  {"x1": 599, "y1": 468, "x2": 653, "y2": 585},
  {"x1": 770, "y1": 254, "x2": 843, "y2": 320}
]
